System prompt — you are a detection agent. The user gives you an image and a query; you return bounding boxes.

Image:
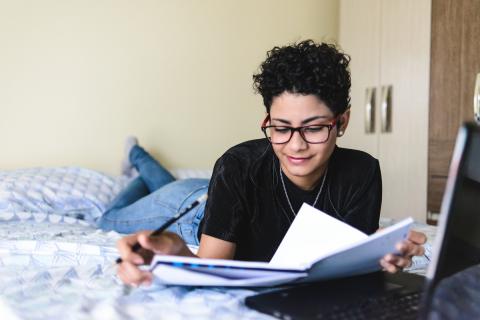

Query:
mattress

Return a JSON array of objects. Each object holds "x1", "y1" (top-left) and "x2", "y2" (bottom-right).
[
  {"x1": 0, "y1": 167, "x2": 269, "y2": 319},
  {"x1": 0, "y1": 167, "x2": 435, "y2": 320},
  {"x1": 0, "y1": 211, "x2": 268, "y2": 320}
]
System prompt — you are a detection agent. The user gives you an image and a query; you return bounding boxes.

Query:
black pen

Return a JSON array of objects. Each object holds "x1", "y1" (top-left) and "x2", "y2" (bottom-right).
[{"x1": 116, "y1": 193, "x2": 208, "y2": 264}]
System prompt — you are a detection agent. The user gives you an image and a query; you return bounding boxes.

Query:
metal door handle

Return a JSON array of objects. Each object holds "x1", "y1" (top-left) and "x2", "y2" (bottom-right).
[
  {"x1": 474, "y1": 73, "x2": 480, "y2": 124},
  {"x1": 365, "y1": 87, "x2": 376, "y2": 133},
  {"x1": 381, "y1": 85, "x2": 393, "y2": 133}
]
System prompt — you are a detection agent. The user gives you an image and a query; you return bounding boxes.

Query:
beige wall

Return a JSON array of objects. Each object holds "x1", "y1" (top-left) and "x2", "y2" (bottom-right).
[{"x1": 0, "y1": 0, "x2": 338, "y2": 175}]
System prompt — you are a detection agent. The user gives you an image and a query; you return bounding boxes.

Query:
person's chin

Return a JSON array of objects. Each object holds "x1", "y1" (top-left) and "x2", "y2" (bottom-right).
[
  {"x1": 285, "y1": 169, "x2": 310, "y2": 178},
  {"x1": 282, "y1": 161, "x2": 314, "y2": 177}
]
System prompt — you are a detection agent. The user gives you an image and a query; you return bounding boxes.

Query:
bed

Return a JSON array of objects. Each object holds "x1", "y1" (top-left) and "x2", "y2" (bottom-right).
[{"x1": 0, "y1": 167, "x2": 435, "y2": 320}]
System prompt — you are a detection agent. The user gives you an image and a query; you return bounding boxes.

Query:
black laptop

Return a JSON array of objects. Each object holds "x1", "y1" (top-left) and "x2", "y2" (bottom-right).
[{"x1": 245, "y1": 122, "x2": 480, "y2": 320}]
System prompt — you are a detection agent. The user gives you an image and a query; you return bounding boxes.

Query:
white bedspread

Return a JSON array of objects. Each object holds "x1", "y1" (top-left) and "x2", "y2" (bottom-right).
[
  {"x1": 0, "y1": 167, "x2": 267, "y2": 319},
  {"x1": 0, "y1": 211, "x2": 270, "y2": 320},
  {"x1": 0, "y1": 167, "x2": 435, "y2": 320},
  {"x1": 0, "y1": 212, "x2": 435, "y2": 320}
]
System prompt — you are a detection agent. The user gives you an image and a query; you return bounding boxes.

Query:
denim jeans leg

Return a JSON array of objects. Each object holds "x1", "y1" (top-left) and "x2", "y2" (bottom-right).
[
  {"x1": 98, "y1": 177, "x2": 150, "y2": 230},
  {"x1": 105, "y1": 177, "x2": 150, "y2": 212},
  {"x1": 97, "y1": 178, "x2": 209, "y2": 245},
  {"x1": 130, "y1": 145, "x2": 175, "y2": 192}
]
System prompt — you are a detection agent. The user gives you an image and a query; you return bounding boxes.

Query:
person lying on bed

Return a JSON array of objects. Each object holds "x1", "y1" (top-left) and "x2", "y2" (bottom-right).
[{"x1": 102, "y1": 40, "x2": 427, "y2": 286}]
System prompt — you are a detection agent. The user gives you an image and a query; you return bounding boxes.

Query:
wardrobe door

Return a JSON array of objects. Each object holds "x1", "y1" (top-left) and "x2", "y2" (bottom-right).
[
  {"x1": 378, "y1": 0, "x2": 431, "y2": 221},
  {"x1": 428, "y1": 0, "x2": 480, "y2": 218},
  {"x1": 340, "y1": 0, "x2": 431, "y2": 222},
  {"x1": 338, "y1": 0, "x2": 381, "y2": 158}
]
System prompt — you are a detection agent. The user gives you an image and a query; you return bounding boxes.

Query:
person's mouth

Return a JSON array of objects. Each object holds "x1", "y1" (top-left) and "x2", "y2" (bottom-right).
[{"x1": 286, "y1": 155, "x2": 312, "y2": 165}]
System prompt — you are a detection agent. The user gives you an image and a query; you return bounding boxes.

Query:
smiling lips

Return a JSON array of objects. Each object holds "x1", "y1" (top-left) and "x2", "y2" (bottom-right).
[{"x1": 287, "y1": 155, "x2": 312, "y2": 165}]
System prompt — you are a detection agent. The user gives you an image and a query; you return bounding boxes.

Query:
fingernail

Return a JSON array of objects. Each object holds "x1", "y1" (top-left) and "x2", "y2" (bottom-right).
[{"x1": 142, "y1": 280, "x2": 152, "y2": 287}]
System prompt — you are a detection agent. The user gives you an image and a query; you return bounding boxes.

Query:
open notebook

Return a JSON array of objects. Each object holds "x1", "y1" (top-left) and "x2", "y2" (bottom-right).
[{"x1": 147, "y1": 204, "x2": 412, "y2": 287}]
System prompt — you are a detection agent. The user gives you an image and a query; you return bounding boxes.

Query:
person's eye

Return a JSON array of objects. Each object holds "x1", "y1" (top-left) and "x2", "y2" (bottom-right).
[
  {"x1": 304, "y1": 126, "x2": 326, "y2": 133},
  {"x1": 273, "y1": 127, "x2": 291, "y2": 134}
]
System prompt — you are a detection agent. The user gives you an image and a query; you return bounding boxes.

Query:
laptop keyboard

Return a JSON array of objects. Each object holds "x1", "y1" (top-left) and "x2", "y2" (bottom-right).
[{"x1": 317, "y1": 291, "x2": 422, "y2": 320}]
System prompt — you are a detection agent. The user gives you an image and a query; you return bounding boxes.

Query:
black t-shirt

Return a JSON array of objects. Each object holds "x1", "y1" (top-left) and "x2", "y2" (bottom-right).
[{"x1": 201, "y1": 139, "x2": 382, "y2": 262}]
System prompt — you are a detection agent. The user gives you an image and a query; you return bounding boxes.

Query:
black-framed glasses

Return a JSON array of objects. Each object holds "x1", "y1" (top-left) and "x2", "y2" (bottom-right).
[{"x1": 261, "y1": 114, "x2": 338, "y2": 144}]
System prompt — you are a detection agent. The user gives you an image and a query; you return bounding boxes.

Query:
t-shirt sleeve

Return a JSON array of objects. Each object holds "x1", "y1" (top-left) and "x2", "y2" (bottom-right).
[
  {"x1": 341, "y1": 159, "x2": 382, "y2": 235},
  {"x1": 201, "y1": 154, "x2": 248, "y2": 243}
]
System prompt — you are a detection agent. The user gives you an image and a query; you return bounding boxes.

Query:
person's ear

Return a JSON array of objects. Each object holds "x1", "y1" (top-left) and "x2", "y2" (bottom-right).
[{"x1": 337, "y1": 109, "x2": 350, "y2": 137}]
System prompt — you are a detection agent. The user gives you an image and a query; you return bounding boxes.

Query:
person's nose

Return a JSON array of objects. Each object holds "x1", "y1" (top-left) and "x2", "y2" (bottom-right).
[{"x1": 287, "y1": 129, "x2": 308, "y2": 151}]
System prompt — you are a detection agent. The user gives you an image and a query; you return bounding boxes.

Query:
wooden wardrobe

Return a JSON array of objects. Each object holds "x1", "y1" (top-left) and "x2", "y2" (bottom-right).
[
  {"x1": 428, "y1": 0, "x2": 480, "y2": 222},
  {"x1": 339, "y1": 0, "x2": 480, "y2": 223}
]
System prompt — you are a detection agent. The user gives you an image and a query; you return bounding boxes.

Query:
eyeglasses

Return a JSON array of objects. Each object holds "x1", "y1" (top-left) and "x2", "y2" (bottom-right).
[{"x1": 261, "y1": 115, "x2": 338, "y2": 144}]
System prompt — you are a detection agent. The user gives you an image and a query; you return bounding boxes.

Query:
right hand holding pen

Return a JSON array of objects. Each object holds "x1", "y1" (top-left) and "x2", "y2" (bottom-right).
[{"x1": 116, "y1": 230, "x2": 189, "y2": 286}]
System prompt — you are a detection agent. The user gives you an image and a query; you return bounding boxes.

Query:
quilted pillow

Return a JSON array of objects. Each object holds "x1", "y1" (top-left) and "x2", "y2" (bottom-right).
[{"x1": 0, "y1": 167, "x2": 130, "y2": 223}]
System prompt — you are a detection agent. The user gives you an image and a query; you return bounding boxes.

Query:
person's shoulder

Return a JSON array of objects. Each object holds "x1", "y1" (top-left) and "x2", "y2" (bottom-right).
[
  {"x1": 213, "y1": 139, "x2": 271, "y2": 171},
  {"x1": 331, "y1": 146, "x2": 379, "y2": 173},
  {"x1": 223, "y1": 139, "x2": 271, "y2": 161}
]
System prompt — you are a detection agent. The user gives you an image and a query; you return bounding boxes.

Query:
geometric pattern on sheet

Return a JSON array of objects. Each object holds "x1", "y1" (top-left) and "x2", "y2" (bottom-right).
[
  {"x1": 0, "y1": 215, "x2": 437, "y2": 320},
  {"x1": 0, "y1": 213, "x2": 270, "y2": 320},
  {"x1": 0, "y1": 167, "x2": 130, "y2": 223}
]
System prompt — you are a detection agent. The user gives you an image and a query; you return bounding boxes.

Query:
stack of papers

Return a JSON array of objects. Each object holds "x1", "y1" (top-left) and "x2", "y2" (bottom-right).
[{"x1": 149, "y1": 204, "x2": 413, "y2": 287}]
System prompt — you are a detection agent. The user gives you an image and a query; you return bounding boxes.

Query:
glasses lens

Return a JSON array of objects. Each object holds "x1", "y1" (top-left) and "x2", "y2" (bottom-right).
[
  {"x1": 264, "y1": 125, "x2": 330, "y2": 144},
  {"x1": 302, "y1": 125, "x2": 330, "y2": 143},
  {"x1": 264, "y1": 126, "x2": 291, "y2": 144}
]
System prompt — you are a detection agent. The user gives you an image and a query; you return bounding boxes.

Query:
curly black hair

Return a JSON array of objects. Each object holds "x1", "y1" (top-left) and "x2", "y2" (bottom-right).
[{"x1": 253, "y1": 40, "x2": 351, "y2": 116}]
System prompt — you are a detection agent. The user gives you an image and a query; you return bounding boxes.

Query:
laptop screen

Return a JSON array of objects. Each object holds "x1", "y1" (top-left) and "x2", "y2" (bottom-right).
[{"x1": 426, "y1": 123, "x2": 480, "y2": 287}]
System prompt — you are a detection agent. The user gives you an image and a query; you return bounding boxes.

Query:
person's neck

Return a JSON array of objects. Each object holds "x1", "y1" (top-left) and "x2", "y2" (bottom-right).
[{"x1": 281, "y1": 164, "x2": 327, "y2": 191}]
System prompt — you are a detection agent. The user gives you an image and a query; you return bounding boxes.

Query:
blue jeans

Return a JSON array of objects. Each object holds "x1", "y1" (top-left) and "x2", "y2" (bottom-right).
[{"x1": 98, "y1": 146, "x2": 209, "y2": 245}]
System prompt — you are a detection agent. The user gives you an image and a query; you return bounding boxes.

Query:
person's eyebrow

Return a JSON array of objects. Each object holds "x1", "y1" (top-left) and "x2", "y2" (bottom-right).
[{"x1": 271, "y1": 115, "x2": 330, "y2": 125}]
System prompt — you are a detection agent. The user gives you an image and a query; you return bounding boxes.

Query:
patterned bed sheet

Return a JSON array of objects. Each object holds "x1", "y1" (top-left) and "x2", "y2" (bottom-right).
[
  {"x1": 0, "y1": 212, "x2": 269, "y2": 320},
  {"x1": 0, "y1": 167, "x2": 437, "y2": 320},
  {"x1": 0, "y1": 213, "x2": 436, "y2": 320}
]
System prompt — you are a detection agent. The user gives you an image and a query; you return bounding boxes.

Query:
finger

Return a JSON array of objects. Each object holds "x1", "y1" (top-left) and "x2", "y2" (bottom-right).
[
  {"x1": 118, "y1": 261, "x2": 143, "y2": 284},
  {"x1": 117, "y1": 264, "x2": 137, "y2": 286},
  {"x1": 385, "y1": 254, "x2": 412, "y2": 269},
  {"x1": 116, "y1": 234, "x2": 135, "y2": 253},
  {"x1": 396, "y1": 241, "x2": 425, "y2": 257},
  {"x1": 138, "y1": 232, "x2": 180, "y2": 255},
  {"x1": 137, "y1": 233, "x2": 160, "y2": 251},
  {"x1": 117, "y1": 261, "x2": 153, "y2": 286},
  {"x1": 380, "y1": 259, "x2": 399, "y2": 273},
  {"x1": 117, "y1": 237, "x2": 145, "y2": 265},
  {"x1": 118, "y1": 270, "x2": 152, "y2": 287},
  {"x1": 117, "y1": 231, "x2": 155, "y2": 264},
  {"x1": 407, "y1": 230, "x2": 427, "y2": 245},
  {"x1": 117, "y1": 263, "x2": 137, "y2": 285},
  {"x1": 411, "y1": 243, "x2": 425, "y2": 257}
]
